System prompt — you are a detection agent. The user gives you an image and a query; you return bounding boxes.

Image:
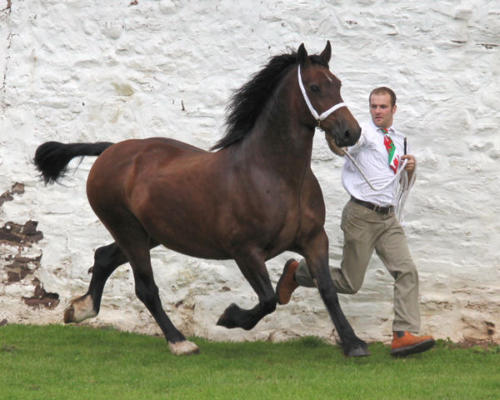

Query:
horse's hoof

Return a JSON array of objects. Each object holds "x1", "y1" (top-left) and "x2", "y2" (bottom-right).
[
  {"x1": 216, "y1": 303, "x2": 239, "y2": 329},
  {"x1": 216, "y1": 314, "x2": 236, "y2": 329},
  {"x1": 64, "y1": 295, "x2": 96, "y2": 323},
  {"x1": 168, "y1": 340, "x2": 200, "y2": 356},
  {"x1": 346, "y1": 345, "x2": 370, "y2": 357}
]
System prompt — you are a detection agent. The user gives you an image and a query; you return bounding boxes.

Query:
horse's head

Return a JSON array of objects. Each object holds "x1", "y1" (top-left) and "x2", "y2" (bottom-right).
[{"x1": 296, "y1": 42, "x2": 361, "y2": 148}]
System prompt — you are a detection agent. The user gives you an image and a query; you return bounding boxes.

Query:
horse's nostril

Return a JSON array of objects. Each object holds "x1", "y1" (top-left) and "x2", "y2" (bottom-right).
[{"x1": 344, "y1": 131, "x2": 350, "y2": 138}]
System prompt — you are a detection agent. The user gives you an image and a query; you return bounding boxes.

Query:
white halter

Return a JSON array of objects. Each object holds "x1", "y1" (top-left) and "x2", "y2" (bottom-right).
[{"x1": 298, "y1": 65, "x2": 346, "y2": 126}]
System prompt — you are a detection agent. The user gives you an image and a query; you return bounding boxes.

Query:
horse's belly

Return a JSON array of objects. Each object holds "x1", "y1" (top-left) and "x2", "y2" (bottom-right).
[
  {"x1": 154, "y1": 239, "x2": 230, "y2": 260},
  {"x1": 132, "y1": 192, "x2": 231, "y2": 260},
  {"x1": 134, "y1": 191, "x2": 299, "y2": 261}
]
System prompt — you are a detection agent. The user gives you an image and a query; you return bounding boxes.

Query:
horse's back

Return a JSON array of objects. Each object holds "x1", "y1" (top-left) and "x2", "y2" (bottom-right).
[
  {"x1": 87, "y1": 137, "x2": 209, "y2": 209},
  {"x1": 102, "y1": 137, "x2": 206, "y2": 161}
]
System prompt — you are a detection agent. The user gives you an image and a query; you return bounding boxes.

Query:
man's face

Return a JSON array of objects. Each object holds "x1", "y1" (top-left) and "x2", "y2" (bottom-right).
[{"x1": 369, "y1": 93, "x2": 396, "y2": 129}]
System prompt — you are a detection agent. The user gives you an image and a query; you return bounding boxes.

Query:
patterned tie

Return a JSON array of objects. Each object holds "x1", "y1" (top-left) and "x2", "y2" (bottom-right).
[{"x1": 381, "y1": 128, "x2": 399, "y2": 174}]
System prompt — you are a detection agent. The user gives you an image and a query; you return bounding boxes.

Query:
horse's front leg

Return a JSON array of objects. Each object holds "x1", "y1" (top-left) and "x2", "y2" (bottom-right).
[
  {"x1": 303, "y1": 231, "x2": 369, "y2": 357},
  {"x1": 217, "y1": 250, "x2": 276, "y2": 330}
]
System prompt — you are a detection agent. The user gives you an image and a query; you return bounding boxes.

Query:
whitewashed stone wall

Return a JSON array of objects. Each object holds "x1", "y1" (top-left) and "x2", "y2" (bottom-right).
[{"x1": 1, "y1": 0, "x2": 498, "y2": 345}]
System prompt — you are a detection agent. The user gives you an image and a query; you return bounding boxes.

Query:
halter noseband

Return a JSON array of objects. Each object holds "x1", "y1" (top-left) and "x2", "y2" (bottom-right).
[{"x1": 298, "y1": 65, "x2": 346, "y2": 128}]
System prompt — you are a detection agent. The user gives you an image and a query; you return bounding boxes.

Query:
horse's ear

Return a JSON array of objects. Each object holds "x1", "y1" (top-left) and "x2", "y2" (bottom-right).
[
  {"x1": 320, "y1": 41, "x2": 332, "y2": 64},
  {"x1": 297, "y1": 43, "x2": 308, "y2": 65}
]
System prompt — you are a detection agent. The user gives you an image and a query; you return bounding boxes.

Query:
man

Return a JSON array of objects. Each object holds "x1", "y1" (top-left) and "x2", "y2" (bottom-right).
[{"x1": 276, "y1": 87, "x2": 435, "y2": 357}]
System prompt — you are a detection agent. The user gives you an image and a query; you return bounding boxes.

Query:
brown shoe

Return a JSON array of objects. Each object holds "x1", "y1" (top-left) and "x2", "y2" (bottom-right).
[
  {"x1": 276, "y1": 259, "x2": 299, "y2": 305},
  {"x1": 391, "y1": 331, "x2": 435, "y2": 357}
]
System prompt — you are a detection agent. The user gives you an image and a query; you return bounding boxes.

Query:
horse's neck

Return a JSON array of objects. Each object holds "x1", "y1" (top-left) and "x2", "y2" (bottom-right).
[{"x1": 239, "y1": 107, "x2": 315, "y2": 183}]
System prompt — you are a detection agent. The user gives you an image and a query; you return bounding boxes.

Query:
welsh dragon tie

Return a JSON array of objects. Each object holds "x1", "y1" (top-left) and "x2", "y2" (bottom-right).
[{"x1": 381, "y1": 128, "x2": 399, "y2": 174}]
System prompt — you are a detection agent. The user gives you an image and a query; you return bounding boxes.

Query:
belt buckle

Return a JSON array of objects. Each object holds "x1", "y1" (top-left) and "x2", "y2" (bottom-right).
[{"x1": 375, "y1": 204, "x2": 389, "y2": 214}]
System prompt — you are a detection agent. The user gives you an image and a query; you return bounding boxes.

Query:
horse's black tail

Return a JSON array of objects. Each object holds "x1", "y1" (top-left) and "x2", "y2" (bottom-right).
[{"x1": 34, "y1": 141, "x2": 114, "y2": 184}]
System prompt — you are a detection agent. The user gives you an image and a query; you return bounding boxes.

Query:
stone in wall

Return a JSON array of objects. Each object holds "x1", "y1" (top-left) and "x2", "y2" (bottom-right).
[{"x1": 0, "y1": 183, "x2": 59, "y2": 325}]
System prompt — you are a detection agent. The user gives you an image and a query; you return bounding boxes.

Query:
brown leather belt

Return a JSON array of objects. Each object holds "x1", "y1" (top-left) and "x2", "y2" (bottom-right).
[{"x1": 350, "y1": 196, "x2": 394, "y2": 215}]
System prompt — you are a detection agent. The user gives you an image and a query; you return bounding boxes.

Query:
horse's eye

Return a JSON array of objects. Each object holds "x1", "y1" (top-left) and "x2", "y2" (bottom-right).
[{"x1": 310, "y1": 85, "x2": 320, "y2": 93}]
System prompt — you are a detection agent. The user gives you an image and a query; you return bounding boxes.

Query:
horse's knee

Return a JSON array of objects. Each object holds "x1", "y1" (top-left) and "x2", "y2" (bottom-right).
[
  {"x1": 91, "y1": 243, "x2": 126, "y2": 281},
  {"x1": 135, "y1": 279, "x2": 159, "y2": 305},
  {"x1": 94, "y1": 243, "x2": 124, "y2": 267},
  {"x1": 316, "y1": 282, "x2": 345, "y2": 305},
  {"x1": 320, "y1": 290, "x2": 340, "y2": 307},
  {"x1": 94, "y1": 243, "x2": 115, "y2": 263}
]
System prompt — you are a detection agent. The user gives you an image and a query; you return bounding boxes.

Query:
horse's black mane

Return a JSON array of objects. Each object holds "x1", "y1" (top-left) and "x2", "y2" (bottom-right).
[{"x1": 211, "y1": 50, "x2": 328, "y2": 150}]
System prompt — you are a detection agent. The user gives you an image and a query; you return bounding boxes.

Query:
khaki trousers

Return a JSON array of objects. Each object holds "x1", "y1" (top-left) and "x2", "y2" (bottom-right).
[{"x1": 295, "y1": 199, "x2": 421, "y2": 333}]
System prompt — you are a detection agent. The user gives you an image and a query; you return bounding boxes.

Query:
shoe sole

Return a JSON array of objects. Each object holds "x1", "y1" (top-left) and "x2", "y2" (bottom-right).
[
  {"x1": 276, "y1": 259, "x2": 297, "y2": 305},
  {"x1": 391, "y1": 339, "x2": 435, "y2": 357}
]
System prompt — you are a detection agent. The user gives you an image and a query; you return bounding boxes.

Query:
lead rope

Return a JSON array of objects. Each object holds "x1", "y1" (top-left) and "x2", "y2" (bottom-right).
[
  {"x1": 343, "y1": 151, "x2": 407, "y2": 192},
  {"x1": 342, "y1": 150, "x2": 415, "y2": 222},
  {"x1": 394, "y1": 165, "x2": 415, "y2": 222}
]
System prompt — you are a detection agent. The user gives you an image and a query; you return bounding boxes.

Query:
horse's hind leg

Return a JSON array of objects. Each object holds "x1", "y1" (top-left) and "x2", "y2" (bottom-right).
[
  {"x1": 217, "y1": 251, "x2": 277, "y2": 330},
  {"x1": 109, "y1": 219, "x2": 199, "y2": 355},
  {"x1": 131, "y1": 253, "x2": 199, "y2": 355},
  {"x1": 64, "y1": 242, "x2": 128, "y2": 323}
]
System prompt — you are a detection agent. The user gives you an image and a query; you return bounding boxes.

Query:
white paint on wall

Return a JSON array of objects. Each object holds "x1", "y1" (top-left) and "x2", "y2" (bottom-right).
[{"x1": 1, "y1": 0, "x2": 499, "y2": 345}]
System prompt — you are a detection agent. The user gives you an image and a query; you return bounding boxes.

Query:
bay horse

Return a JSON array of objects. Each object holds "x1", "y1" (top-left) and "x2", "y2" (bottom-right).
[{"x1": 34, "y1": 42, "x2": 369, "y2": 357}]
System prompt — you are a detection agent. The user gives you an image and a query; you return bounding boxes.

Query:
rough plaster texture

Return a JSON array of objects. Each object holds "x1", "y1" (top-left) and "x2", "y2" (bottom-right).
[{"x1": 0, "y1": 0, "x2": 499, "y2": 345}]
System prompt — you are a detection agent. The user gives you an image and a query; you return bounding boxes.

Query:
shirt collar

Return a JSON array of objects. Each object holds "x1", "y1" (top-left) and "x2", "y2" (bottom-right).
[{"x1": 370, "y1": 119, "x2": 396, "y2": 135}]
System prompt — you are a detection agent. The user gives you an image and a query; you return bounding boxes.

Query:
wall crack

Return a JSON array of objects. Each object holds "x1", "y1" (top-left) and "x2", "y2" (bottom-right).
[
  {"x1": 1, "y1": 0, "x2": 13, "y2": 109},
  {"x1": 0, "y1": 0, "x2": 11, "y2": 13}
]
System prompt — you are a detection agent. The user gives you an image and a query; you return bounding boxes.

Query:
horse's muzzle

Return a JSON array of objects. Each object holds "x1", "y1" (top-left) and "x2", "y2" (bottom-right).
[{"x1": 327, "y1": 125, "x2": 361, "y2": 148}]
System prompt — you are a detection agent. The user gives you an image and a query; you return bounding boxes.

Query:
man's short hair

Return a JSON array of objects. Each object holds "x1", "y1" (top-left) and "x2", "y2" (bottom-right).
[{"x1": 369, "y1": 87, "x2": 397, "y2": 107}]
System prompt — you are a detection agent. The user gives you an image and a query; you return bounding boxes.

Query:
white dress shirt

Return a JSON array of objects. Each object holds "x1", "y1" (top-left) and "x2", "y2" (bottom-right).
[{"x1": 342, "y1": 120, "x2": 408, "y2": 207}]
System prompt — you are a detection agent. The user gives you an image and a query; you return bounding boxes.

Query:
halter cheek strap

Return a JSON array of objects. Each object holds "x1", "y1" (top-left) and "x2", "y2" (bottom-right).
[{"x1": 298, "y1": 65, "x2": 346, "y2": 127}]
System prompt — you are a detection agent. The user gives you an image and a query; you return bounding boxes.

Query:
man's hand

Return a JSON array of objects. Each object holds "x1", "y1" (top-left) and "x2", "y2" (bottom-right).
[
  {"x1": 402, "y1": 154, "x2": 416, "y2": 183},
  {"x1": 401, "y1": 154, "x2": 416, "y2": 172},
  {"x1": 325, "y1": 132, "x2": 346, "y2": 156}
]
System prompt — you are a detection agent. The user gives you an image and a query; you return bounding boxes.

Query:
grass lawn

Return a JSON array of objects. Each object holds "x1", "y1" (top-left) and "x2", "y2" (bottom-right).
[{"x1": 0, "y1": 324, "x2": 499, "y2": 399}]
